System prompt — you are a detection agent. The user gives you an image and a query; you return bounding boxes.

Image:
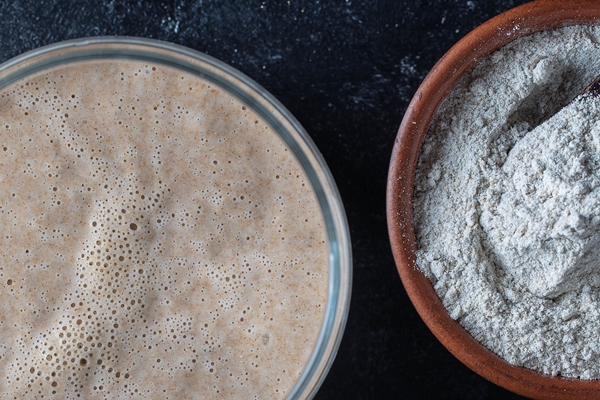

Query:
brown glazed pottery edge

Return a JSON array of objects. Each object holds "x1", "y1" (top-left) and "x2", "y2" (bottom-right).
[{"x1": 386, "y1": 1, "x2": 600, "y2": 399}]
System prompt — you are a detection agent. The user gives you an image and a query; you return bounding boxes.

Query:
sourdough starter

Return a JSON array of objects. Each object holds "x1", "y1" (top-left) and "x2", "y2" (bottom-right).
[{"x1": 0, "y1": 60, "x2": 328, "y2": 398}]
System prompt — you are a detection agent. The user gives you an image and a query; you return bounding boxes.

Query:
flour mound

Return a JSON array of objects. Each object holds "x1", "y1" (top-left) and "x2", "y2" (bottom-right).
[{"x1": 481, "y1": 96, "x2": 600, "y2": 298}]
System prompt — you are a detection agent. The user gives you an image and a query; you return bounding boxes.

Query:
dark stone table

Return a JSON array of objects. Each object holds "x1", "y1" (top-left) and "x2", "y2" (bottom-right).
[{"x1": 0, "y1": 1, "x2": 531, "y2": 398}]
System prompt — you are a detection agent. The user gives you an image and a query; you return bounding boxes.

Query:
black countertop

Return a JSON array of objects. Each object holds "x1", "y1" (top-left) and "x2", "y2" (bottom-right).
[{"x1": 0, "y1": 1, "x2": 531, "y2": 399}]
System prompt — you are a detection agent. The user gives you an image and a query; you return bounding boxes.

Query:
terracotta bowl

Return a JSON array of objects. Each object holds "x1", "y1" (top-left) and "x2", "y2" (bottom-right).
[{"x1": 386, "y1": 1, "x2": 600, "y2": 399}]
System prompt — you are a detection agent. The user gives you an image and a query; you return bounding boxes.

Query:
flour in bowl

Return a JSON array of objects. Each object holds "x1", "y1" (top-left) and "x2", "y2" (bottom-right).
[{"x1": 415, "y1": 25, "x2": 600, "y2": 378}]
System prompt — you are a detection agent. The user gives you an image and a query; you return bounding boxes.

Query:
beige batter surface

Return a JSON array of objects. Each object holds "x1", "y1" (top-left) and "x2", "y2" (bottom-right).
[{"x1": 0, "y1": 60, "x2": 328, "y2": 399}]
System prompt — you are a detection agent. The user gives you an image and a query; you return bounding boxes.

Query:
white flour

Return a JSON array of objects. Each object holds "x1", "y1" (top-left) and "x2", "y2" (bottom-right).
[{"x1": 414, "y1": 25, "x2": 600, "y2": 378}]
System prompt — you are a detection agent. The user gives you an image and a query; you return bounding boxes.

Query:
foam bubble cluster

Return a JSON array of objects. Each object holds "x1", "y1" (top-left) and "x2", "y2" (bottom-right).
[{"x1": 0, "y1": 61, "x2": 328, "y2": 399}]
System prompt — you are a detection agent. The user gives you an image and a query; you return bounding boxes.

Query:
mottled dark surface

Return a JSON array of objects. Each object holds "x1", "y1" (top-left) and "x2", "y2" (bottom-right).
[{"x1": 0, "y1": 1, "x2": 531, "y2": 399}]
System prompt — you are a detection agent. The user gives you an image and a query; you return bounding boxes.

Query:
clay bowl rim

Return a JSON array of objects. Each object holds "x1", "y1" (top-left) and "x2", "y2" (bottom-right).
[{"x1": 386, "y1": 1, "x2": 600, "y2": 399}]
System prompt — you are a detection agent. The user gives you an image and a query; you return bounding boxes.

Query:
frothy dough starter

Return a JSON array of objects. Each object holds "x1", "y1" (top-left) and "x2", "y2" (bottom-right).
[{"x1": 0, "y1": 60, "x2": 328, "y2": 399}]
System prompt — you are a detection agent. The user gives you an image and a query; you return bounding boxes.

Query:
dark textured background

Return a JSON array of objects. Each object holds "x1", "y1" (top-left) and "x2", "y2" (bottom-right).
[{"x1": 0, "y1": 1, "x2": 532, "y2": 399}]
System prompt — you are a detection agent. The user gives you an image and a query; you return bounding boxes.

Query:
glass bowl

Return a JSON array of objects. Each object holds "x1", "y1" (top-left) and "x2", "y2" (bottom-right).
[{"x1": 0, "y1": 37, "x2": 351, "y2": 399}]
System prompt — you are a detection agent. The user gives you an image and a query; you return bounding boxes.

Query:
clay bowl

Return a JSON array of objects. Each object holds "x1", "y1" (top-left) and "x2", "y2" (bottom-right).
[{"x1": 386, "y1": 1, "x2": 600, "y2": 399}]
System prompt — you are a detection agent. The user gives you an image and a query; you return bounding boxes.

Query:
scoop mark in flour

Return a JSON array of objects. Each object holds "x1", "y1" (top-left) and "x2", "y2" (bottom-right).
[{"x1": 502, "y1": 59, "x2": 578, "y2": 153}]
